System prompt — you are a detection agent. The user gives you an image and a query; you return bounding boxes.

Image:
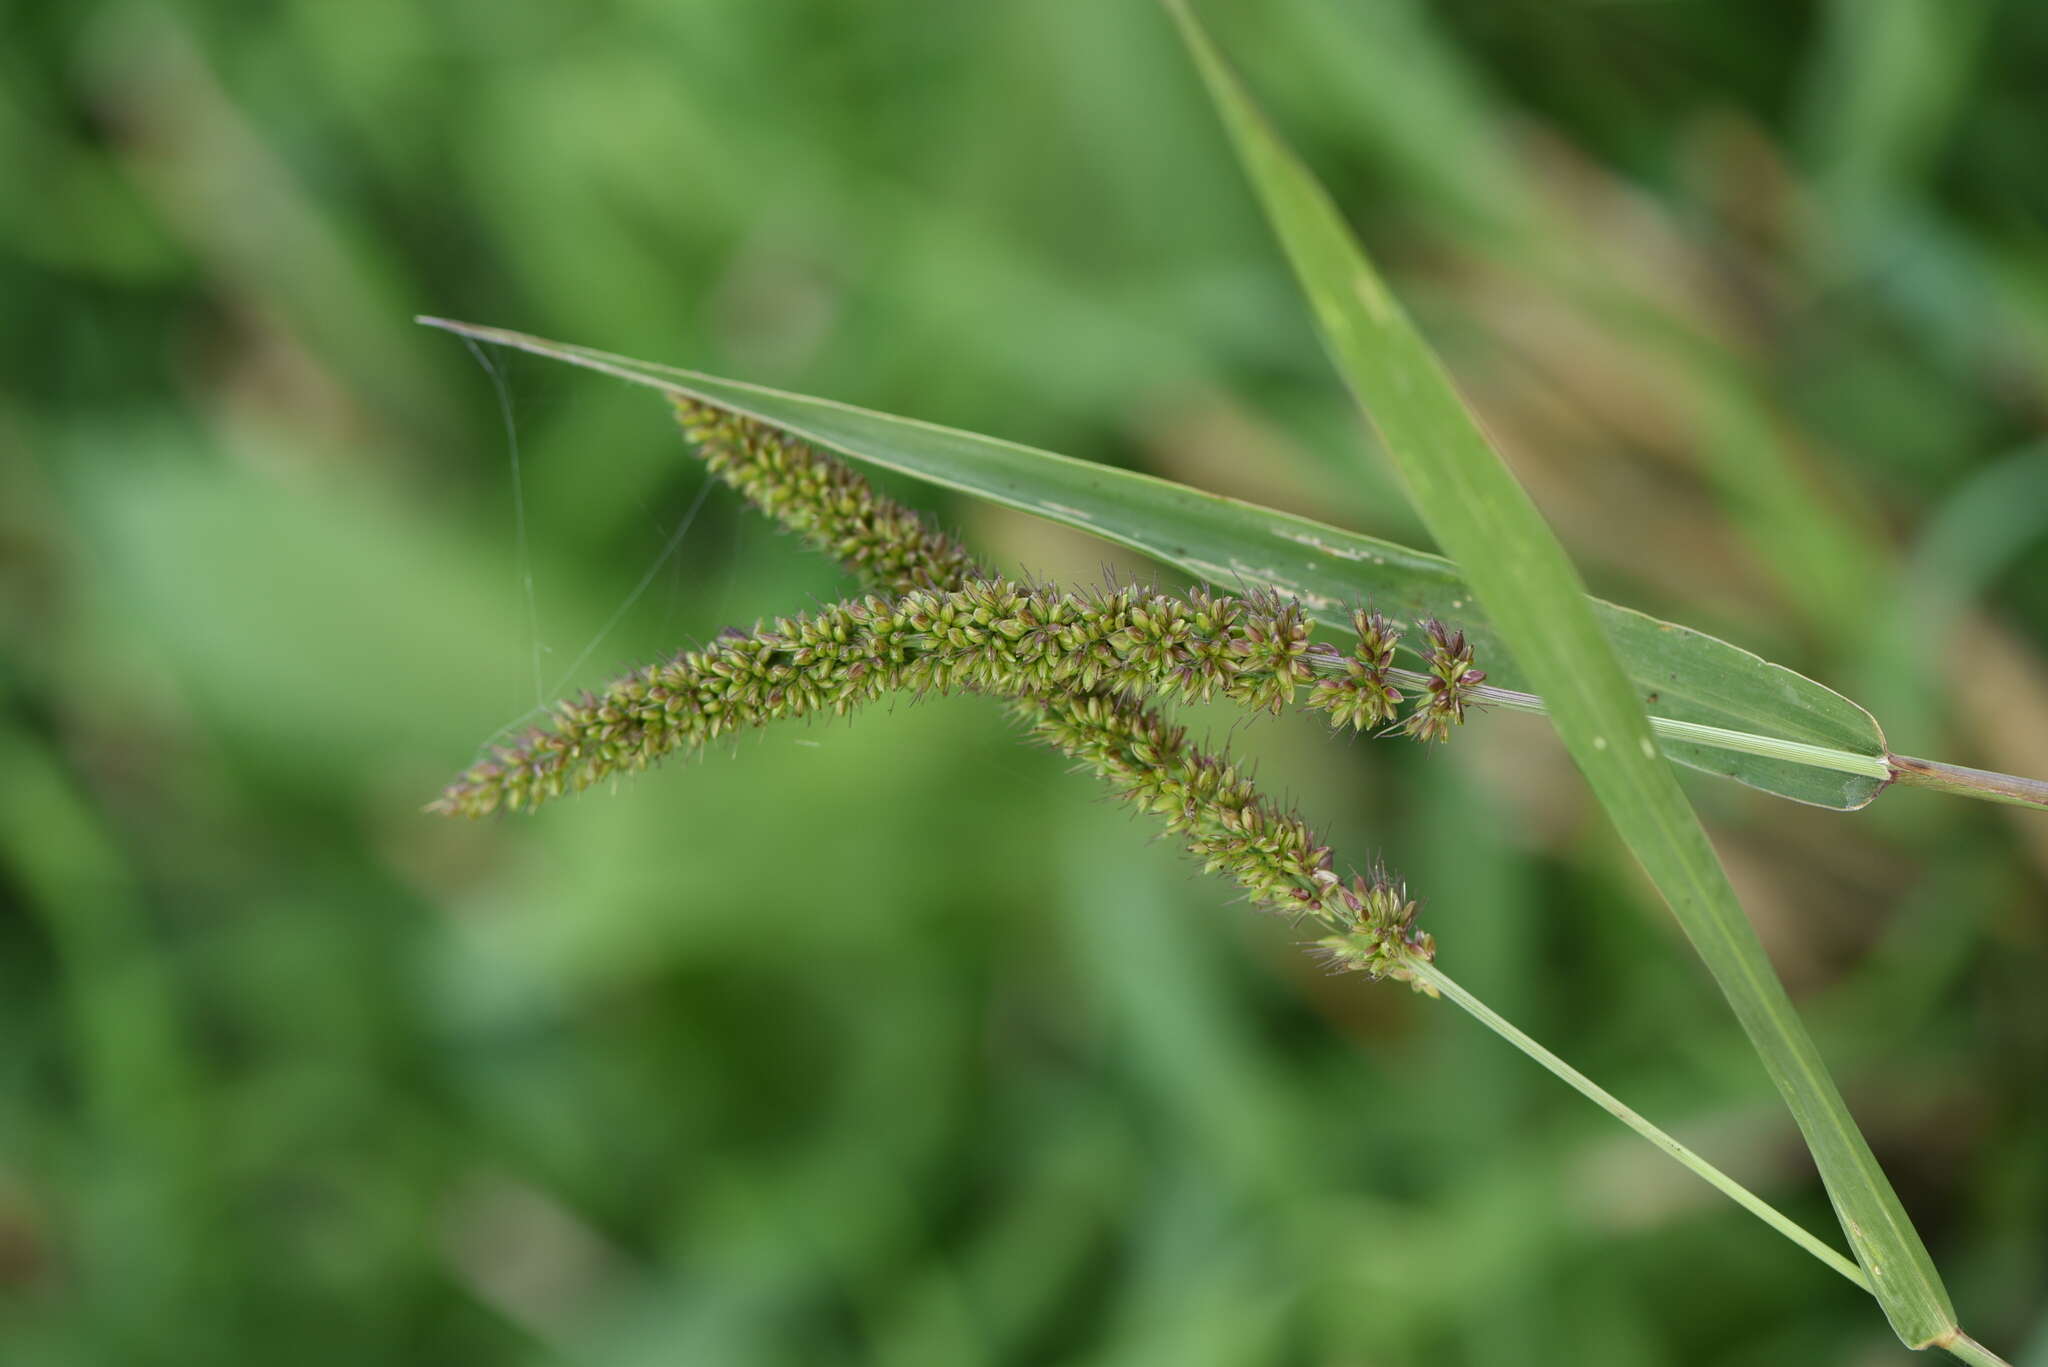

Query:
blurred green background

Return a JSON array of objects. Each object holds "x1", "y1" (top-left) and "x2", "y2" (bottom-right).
[{"x1": 4, "y1": 1, "x2": 2046, "y2": 1362}]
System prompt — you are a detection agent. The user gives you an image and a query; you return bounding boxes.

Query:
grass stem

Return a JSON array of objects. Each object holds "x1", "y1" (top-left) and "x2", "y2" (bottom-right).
[
  {"x1": 1936, "y1": 1331, "x2": 2017, "y2": 1367},
  {"x1": 1405, "y1": 958, "x2": 1870, "y2": 1290},
  {"x1": 1887, "y1": 754, "x2": 2048, "y2": 811}
]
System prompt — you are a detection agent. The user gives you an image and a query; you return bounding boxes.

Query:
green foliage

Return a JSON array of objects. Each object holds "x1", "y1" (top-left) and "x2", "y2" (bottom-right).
[{"x1": 5, "y1": 2, "x2": 2047, "y2": 1364}]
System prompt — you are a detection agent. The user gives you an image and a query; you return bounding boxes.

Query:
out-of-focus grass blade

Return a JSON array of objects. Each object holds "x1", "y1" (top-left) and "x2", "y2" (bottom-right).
[
  {"x1": 1159, "y1": 0, "x2": 1959, "y2": 1349},
  {"x1": 414, "y1": 317, "x2": 1889, "y2": 811}
]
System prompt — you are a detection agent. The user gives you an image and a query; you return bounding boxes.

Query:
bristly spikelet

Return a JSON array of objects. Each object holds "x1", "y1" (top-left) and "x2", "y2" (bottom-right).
[
  {"x1": 1309, "y1": 864, "x2": 1435, "y2": 986},
  {"x1": 1227, "y1": 588, "x2": 1315, "y2": 714},
  {"x1": 1395, "y1": 619, "x2": 1487, "y2": 743},
  {"x1": 1307, "y1": 607, "x2": 1405, "y2": 731},
  {"x1": 674, "y1": 398, "x2": 982, "y2": 595}
]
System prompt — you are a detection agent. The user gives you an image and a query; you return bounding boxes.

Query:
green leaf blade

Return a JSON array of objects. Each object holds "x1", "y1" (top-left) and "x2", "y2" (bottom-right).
[{"x1": 1161, "y1": 0, "x2": 1954, "y2": 1347}]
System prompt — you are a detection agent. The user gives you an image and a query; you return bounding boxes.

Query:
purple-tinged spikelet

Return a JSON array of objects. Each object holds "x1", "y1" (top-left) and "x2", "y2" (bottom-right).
[
  {"x1": 1307, "y1": 608, "x2": 1406, "y2": 731},
  {"x1": 1309, "y1": 865, "x2": 1434, "y2": 981},
  {"x1": 1396, "y1": 619, "x2": 1487, "y2": 743}
]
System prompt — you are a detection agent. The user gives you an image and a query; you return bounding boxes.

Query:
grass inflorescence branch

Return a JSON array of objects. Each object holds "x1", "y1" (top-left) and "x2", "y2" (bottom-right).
[
  {"x1": 431, "y1": 578, "x2": 1443, "y2": 985},
  {"x1": 676, "y1": 399, "x2": 1438, "y2": 976},
  {"x1": 433, "y1": 579, "x2": 1480, "y2": 821},
  {"x1": 1023, "y1": 692, "x2": 1432, "y2": 978},
  {"x1": 676, "y1": 398, "x2": 984, "y2": 596},
  {"x1": 437, "y1": 402, "x2": 1475, "y2": 989}
]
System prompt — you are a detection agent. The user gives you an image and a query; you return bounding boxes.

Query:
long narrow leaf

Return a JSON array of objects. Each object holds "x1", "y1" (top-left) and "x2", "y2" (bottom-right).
[{"x1": 1161, "y1": 0, "x2": 1957, "y2": 1347}]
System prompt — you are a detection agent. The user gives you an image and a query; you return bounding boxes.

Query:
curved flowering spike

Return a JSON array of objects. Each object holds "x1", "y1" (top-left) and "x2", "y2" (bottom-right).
[
  {"x1": 1022, "y1": 692, "x2": 1435, "y2": 985},
  {"x1": 439, "y1": 398, "x2": 1439, "y2": 989},
  {"x1": 674, "y1": 398, "x2": 985, "y2": 594},
  {"x1": 1395, "y1": 618, "x2": 1488, "y2": 744},
  {"x1": 433, "y1": 584, "x2": 1442, "y2": 816}
]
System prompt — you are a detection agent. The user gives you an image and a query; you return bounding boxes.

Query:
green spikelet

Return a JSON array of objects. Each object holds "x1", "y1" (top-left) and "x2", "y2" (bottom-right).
[
  {"x1": 1395, "y1": 619, "x2": 1487, "y2": 743},
  {"x1": 675, "y1": 398, "x2": 983, "y2": 595},
  {"x1": 1306, "y1": 608, "x2": 1405, "y2": 731}
]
